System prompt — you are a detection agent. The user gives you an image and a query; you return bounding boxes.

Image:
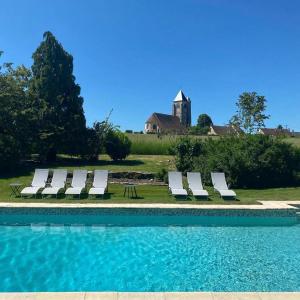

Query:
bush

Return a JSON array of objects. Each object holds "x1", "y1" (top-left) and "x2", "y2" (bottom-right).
[
  {"x1": 174, "y1": 137, "x2": 203, "y2": 173},
  {"x1": 174, "y1": 135, "x2": 300, "y2": 188},
  {"x1": 105, "y1": 130, "x2": 131, "y2": 160},
  {"x1": 81, "y1": 128, "x2": 101, "y2": 161},
  {"x1": 155, "y1": 168, "x2": 168, "y2": 183}
]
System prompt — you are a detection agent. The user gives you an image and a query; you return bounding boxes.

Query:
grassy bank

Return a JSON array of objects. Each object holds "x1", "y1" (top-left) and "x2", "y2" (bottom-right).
[{"x1": 126, "y1": 134, "x2": 179, "y2": 155}]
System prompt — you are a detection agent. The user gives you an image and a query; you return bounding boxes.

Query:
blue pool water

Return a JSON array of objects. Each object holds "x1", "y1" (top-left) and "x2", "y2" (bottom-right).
[{"x1": 0, "y1": 216, "x2": 300, "y2": 292}]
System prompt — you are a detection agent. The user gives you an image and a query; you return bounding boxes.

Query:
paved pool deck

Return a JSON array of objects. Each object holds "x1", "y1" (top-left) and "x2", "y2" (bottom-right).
[
  {"x1": 0, "y1": 292, "x2": 300, "y2": 300},
  {"x1": 0, "y1": 200, "x2": 299, "y2": 210}
]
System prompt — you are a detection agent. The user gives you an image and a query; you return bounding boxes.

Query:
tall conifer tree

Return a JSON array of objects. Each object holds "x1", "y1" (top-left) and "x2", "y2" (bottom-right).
[{"x1": 30, "y1": 31, "x2": 86, "y2": 161}]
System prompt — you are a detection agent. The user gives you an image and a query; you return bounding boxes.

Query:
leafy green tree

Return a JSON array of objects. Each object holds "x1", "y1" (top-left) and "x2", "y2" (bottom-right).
[
  {"x1": 30, "y1": 31, "x2": 86, "y2": 161},
  {"x1": 197, "y1": 114, "x2": 213, "y2": 128},
  {"x1": 230, "y1": 92, "x2": 269, "y2": 134},
  {"x1": 188, "y1": 114, "x2": 213, "y2": 135},
  {"x1": 196, "y1": 114, "x2": 213, "y2": 135},
  {"x1": 105, "y1": 130, "x2": 131, "y2": 160},
  {"x1": 0, "y1": 54, "x2": 34, "y2": 169},
  {"x1": 93, "y1": 113, "x2": 118, "y2": 153}
]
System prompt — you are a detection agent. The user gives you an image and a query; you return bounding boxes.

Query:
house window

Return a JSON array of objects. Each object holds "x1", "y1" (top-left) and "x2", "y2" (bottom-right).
[{"x1": 153, "y1": 124, "x2": 157, "y2": 130}]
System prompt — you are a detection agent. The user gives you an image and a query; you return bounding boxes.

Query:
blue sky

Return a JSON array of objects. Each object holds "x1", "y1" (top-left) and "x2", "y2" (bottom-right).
[{"x1": 1, "y1": 0, "x2": 300, "y2": 131}]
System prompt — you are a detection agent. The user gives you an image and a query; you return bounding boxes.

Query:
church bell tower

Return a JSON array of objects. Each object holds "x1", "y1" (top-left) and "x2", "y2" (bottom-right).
[{"x1": 172, "y1": 90, "x2": 191, "y2": 127}]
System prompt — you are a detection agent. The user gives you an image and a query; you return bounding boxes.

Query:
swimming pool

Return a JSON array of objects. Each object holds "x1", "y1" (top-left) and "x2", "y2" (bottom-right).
[{"x1": 0, "y1": 208, "x2": 299, "y2": 292}]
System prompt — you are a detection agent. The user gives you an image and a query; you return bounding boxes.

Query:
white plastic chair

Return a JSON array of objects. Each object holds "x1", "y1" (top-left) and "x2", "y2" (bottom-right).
[
  {"x1": 211, "y1": 172, "x2": 236, "y2": 198},
  {"x1": 89, "y1": 170, "x2": 108, "y2": 198}
]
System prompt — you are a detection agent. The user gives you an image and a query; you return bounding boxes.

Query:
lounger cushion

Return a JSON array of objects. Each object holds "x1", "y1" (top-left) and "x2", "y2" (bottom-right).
[
  {"x1": 218, "y1": 189, "x2": 236, "y2": 197},
  {"x1": 21, "y1": 186, "x2": 43, "y2": 195},
  {"x1": 190, "y1": 189, "x2": 208, "y2": 197},
  {"x1": 42, "y1": 187, "x2": 64, "y2": 195},
  {"x1": 65, "y1": 187, "x2": 84, "y2": 195},
  {"x1": 171, "y1": 188, "x2": 188, "y2": 196},
  {"x1": 89, "y1": 187, "x2": 105, "y2": 195}
]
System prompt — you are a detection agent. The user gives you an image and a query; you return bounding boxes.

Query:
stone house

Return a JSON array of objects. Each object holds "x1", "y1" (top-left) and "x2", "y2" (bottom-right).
[{"x1": 208, "y1": 125, "x2": 243, "y2": 136}]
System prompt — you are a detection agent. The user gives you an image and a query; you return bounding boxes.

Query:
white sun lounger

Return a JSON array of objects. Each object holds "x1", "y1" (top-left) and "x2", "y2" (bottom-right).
[
  {"x1": 65, "y1": 170, "x2": 87, "y2": 198},
  {"x1": 89, "y1": 170, "x2": 108, "y2": 198},
  {"x1": 211, "y1": 172, "x2": 236, "y2": 198},
  {"x1": 187, "y1": 172, "x2": 209, "y2": 198},
  {"x1": 42, "y1": 169, "x2": 67, "y2": 197},
  {"x1": 21, "y1": 169, "x2": 49, "y2": 197},
  {"x1": 168, "y1": 171, "x2": 188, "y2": 197}
]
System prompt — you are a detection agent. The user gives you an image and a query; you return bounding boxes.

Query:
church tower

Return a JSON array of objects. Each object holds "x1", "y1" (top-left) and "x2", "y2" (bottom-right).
[{"x1": 172, "y1": 90, "x2": 191, "y2": 127}]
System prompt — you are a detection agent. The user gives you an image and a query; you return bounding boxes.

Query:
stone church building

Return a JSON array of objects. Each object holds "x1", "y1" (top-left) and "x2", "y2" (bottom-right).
[{"x1": 144, "y1": 90, "x2": 191, "y2": 134}]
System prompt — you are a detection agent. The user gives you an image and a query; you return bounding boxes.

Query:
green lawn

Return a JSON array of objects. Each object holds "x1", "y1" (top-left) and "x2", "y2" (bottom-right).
[
  {"x1": 3, "y1": 184, "x2": 300, "y2": 205},
  {"x1": 1, "y1": 154, "x2": 300, "y2": 204}
]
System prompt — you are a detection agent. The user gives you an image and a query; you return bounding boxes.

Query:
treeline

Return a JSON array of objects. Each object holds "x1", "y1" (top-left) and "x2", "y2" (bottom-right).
[{"x1": 0, "y1": 32, "x2": 130, "y2": 170}]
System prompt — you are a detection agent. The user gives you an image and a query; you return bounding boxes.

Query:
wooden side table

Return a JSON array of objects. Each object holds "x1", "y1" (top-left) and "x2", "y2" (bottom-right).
[
  {"x1": 9, "y1": 183, "x2": 23, "y2": 197},
  {"x1": 123, "y1": 184, "x2": 138, "y2": 198}
]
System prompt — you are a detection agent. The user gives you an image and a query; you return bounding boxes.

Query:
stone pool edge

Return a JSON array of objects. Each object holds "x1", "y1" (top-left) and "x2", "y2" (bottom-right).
[
  {"x1": 0, "y1": 200, "x2": 299, "y2": 209},
  {"x1": 0, "y1": 292, "x2": 300, "y2": 299}
]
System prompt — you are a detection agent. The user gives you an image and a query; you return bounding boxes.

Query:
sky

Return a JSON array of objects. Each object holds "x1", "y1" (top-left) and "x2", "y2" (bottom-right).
[{"x1": 1, "y1": 0, "x2": 300, "y2": 131}]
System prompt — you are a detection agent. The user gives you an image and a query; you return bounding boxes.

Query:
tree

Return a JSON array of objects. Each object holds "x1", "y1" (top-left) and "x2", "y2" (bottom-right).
[
  {"x1": 230, "y1": 92, "x2": 269, "y2": 134},
  {"x1": 0, "y1": 53, "x2": 34, "y2": 170},
  {"x1": 105, "y1": 130, "x2": 131, "y2": 160},
  {"x1": 197, "y1": 114, "x2": 213, "y2": 134},
  {"x1": 30, "y1": 31, "x2": 86, "y2": 161},
  {"x1": 188, "y1": 114, "x2": 213, "y2": 135},
  {"x1": 197, "y1": 114, "x2": 213, "y2": 129}
]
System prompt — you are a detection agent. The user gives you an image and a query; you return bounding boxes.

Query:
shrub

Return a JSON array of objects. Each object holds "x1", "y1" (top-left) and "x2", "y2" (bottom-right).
[
  {"x1": 174, "y1": 137, "x2": 203, "y2": 173},
  {"x1": 105, "y1": 130, "x2": 131, "y2": 160},
  {"x1": 174, "y1": 135, "x2": 300, "y2": 188},
  {"x1": 81, "y1": 128, "x2": 101, "y2": 161},
  {"x1": 155, "y1": 168, "x2": 168, "y2": 183}
]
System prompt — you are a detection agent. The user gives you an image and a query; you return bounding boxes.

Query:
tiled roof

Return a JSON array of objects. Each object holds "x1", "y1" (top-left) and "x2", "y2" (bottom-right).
[
  {"x1": 146, "y1": 113, "x2": 183, "y2": 131},
  {"x1": 260, "y1": 128, "x2": 291, "y2": 136},
  {"x1": 211, "y1": 125, "x2": 242, "y2": 135}
]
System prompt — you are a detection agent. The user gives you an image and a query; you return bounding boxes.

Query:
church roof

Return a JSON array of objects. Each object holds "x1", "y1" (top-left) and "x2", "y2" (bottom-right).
[
  {"x1": 146, "y1": 113, "x2": 183, "y2": 131},
  {"x1": 173, "y1": 90, "x2": 188, "y2": 102}
]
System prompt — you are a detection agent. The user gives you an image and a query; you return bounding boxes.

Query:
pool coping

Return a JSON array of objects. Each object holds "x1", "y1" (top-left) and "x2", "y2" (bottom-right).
[
  {"x1": 0, "y1": 292, "x2": 300, "y2": 299},
  {"x1": 0, "y1": 201, "x2": 299, "y2": 210}
]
